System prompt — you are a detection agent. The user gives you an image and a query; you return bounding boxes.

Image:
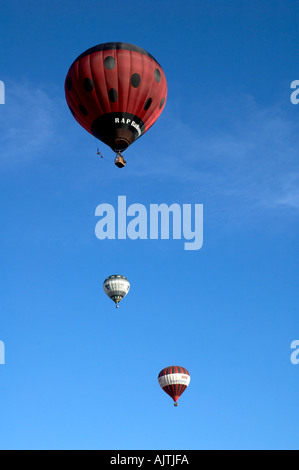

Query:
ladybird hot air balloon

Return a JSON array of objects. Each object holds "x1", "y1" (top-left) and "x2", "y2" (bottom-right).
[
  {"x1": 65, "y1": 42, "x2": 167, "y2": 168},
  {"x1": 158, "y1": 366, "x2": 190, "y2": 406},
  {"x1": 103, "y1": 275, "x2": 130, "y2": 308}
]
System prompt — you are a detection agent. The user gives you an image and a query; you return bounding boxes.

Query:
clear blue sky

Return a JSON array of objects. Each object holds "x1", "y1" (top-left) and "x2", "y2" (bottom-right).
[{"x1": 0, "y1": 0, "x2": 299, "y2": 450}]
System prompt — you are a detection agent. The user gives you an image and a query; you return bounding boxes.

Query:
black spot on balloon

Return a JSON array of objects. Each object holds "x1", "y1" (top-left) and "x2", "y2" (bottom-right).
[
  {"x1": 144, "y1": 98, "x2": 152, "y2": 110},
  {"x1": 108, "y1": 88, "x2": 118, "y2": 103},
  {"x1": 84, "y1": 78, "x2": 94, "y2": 92},
  {"x1": 66, "y1": 76, "x2": 72, "y2": 91},
  {"x1": 154, "y1": 68, "x2": 161, "y2": 83},
  {"x1": 159, "y1": 97, "x2": 165, "y2": 109},
  {"x1": 130, "y1": 73, "x2": 141, "y2": 88},
  {"x1": 68, "y1": 105, "x2": 75, "y2": 116},
  {"x1": 104, "y1": 56, "x2": 116, "y2": 70},
  {"x1": 79, "y1": 104, "x2": 88, "y2": 115}
]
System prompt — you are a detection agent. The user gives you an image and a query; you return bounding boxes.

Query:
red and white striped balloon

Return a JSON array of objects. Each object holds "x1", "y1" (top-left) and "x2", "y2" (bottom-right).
[{"x1": 158, "y1": 366, "x2": 190, "y2": 406}]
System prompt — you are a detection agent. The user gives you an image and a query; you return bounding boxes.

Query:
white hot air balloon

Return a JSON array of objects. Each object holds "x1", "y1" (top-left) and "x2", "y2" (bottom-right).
[{"x1": 103, "y1": 275, "x2": 130, "y2": 308}]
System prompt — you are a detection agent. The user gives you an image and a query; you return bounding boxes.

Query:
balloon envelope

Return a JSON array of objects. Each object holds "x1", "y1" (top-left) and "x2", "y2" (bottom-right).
[
  {"x1": 158, "y1": 366, "x2": 190, "y2": 405},
  {"x1": 65, "y1": 42, "x2": 167, "y2": 155},
  {"x1": 103, "y1": 275, "x2": 130, "y2": 307}
]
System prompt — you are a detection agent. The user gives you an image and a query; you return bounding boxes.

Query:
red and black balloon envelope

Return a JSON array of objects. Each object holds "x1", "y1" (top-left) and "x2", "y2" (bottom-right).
[
  {"x1": 65, "y1": 42, "x2": 167, "y2": 161},
  {"x1": 158, "y1": 366, "x2": 191, "y2": 406}
]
